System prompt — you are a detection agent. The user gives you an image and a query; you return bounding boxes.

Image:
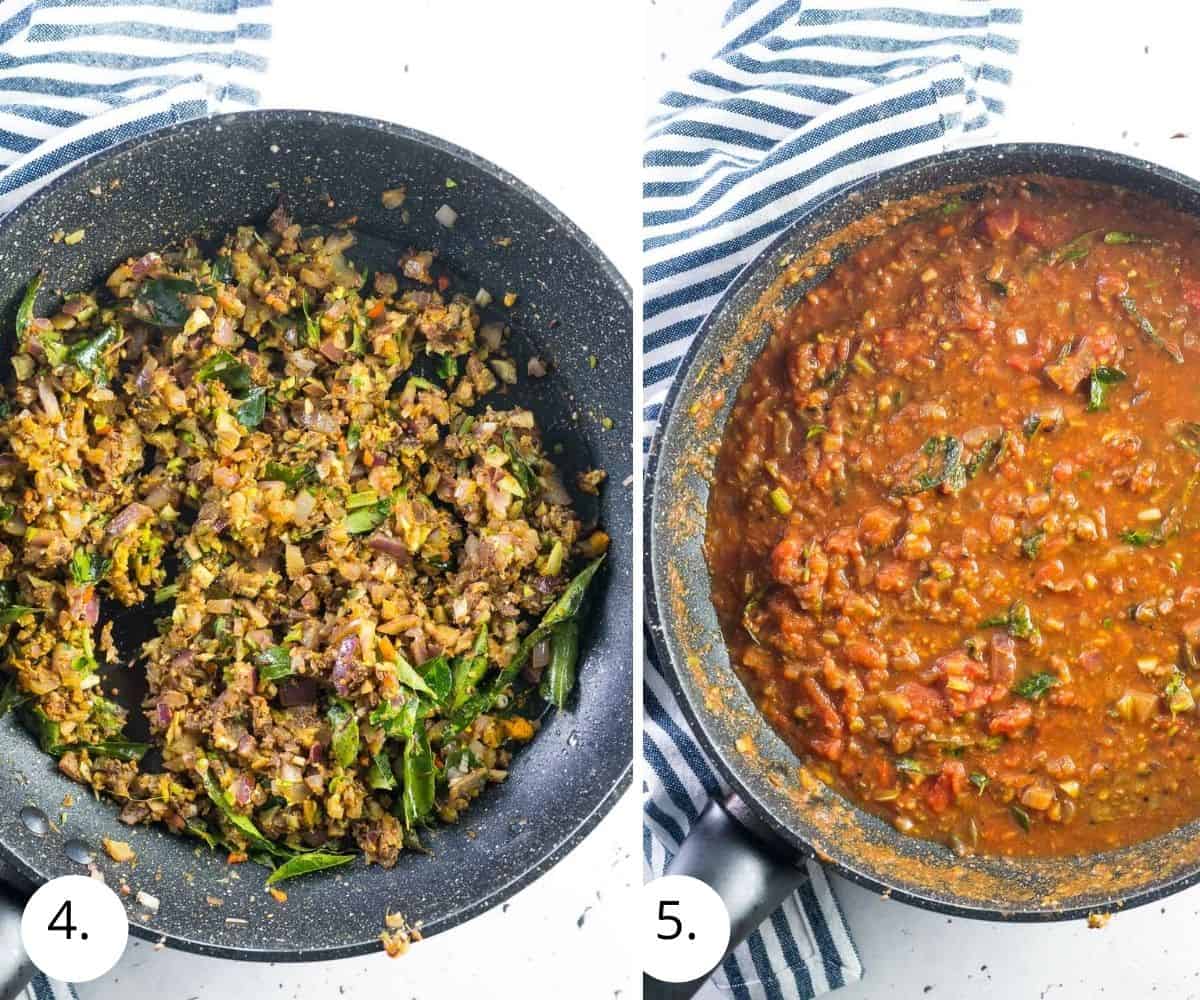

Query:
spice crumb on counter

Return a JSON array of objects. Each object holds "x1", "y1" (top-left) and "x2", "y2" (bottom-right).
[
  {"x1": 577, "y1": 468, "x2": 607, "y2": 495},
  {"x1": 102, "y1": 837, "x2": 136, "y2": 864},
  {"x1": 1087, "y1": 912, "x2": 1112, "y2": 929}
]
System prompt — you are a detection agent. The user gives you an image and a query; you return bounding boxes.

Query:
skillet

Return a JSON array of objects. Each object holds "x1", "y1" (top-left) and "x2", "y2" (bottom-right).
[
  {"x1": 0, "y1": 109, "x2": 632, "y2": 990},
  {"x1": 644, "y1": 142, "x2": 1200, "y2": 998}
]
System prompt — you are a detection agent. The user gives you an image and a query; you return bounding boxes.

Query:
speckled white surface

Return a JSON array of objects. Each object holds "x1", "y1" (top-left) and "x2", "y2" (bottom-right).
[
  {"x1": 72, "y1": 2, "x2": 639, "y2": 999},
  {"x1": 648, "y1": 2, "x2": 1200, "y2": 999}
]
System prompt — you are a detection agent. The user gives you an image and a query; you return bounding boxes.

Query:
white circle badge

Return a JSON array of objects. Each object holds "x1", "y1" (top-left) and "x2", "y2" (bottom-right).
[
  {"x1": 21, "y1": 875, "x2": 128, "y2": 982},
  {"x1": 642, "y1": 874, "x2": 732, "y2": 983}
]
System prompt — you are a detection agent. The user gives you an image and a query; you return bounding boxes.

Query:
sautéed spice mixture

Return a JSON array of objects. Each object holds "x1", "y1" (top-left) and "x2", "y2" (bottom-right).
[{"x1": 707, "y1": 176, "x2": 1200, "y2": 858}]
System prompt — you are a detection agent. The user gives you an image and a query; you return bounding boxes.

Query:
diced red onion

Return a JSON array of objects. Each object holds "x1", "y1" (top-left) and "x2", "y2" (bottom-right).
[
  {"x1": 332, "y1": 635, "x2": 360, "y2": 696},
  {"x1": 318, "y1": 339, "x2": 344, "y2": 363},
  {"x1": 106, "y1": 502, "x2": 153, "y2": 537},
  {"x1": 232, "y1": 774, "x2": 254, "y2": 806},
  {"x1": 278, "y1": 676, "x2": 318, "y2": 706},
  {"x1": 37, "y1": 379, "x2": 60, "y2": 420},
  {"x1": 367, "y1": 535, "x2": 411, "y2": 562}
]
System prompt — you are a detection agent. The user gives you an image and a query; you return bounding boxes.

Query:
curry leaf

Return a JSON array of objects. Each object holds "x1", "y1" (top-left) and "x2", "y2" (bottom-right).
[
  {"x1": 255, "y1": 645, "x2": 294, "y2": 683},
  {"x1": 264, "y1": 462, "x2": 314, "y2": 488},
  {"x1": 15, "y1": 272, "x2": 42, "y2": 346},
  {"x1": 344, "y1": 498, "x2": 390, "y2": 534},
  {"x1": 196, "y1": 350, "x2": 252, "y2": 392},
  {"x1": 264, "y1": 851, "x2": 355, "y2": 886},
  {"x1": 235, "y1": 386, "x2": 268, "y2": 428},
  {"x1": 1088, "y1": 366, "x2": 1127, "y2": 412},
  {"x1": 1119, "y1": 294, "x2": 1184, "y2": 364},
  {"x1": 401, "y1": 728, "x2": 435, "y2": 829},
  {"x1": 136, "y1": 276, "x2": 199, "y2": 328},
  {"x1": 327, "y1": 698, "x2": 360, "y2": 768},
  {"x1": 67, "y1": 325, "x2": 121, "y2": 383}
]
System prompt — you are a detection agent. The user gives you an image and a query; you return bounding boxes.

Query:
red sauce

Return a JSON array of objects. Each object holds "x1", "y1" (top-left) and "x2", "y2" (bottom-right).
[{"x1": 707, "y1": 176, "x2": 1200, "y2": 857}]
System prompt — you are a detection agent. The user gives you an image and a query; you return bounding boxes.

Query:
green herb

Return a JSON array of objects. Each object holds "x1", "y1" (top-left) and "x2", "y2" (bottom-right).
[
  {"x1": 806, "y1": 424, "x2": 828, "y2": 441},
  {"x1": 366, "y1": 752, "x2": 396, "y2": 790},
  {"x1": 980, "y1": 599, "x2": 1039, "y2": 640},
  {"x1": 327, "y1": 698, "x2": 360, "y2": 768},
  {"x1": 263, "y1": 462, "x2": 314, "y2": 488},
  {"x1": 450, "y1": 625, "x2": 490, "y2": 710},
  {"x1": 769, "y1": 487, "x2": 792, "y2": 515},
  {"x1": 400, "y1": 728, "x2": 435, "y2": 829},
  {"x1": 448, "y1": 555, "x2": 605, "y2": 733},
  {"x1": 540, "y1": 620, "x2": 580, "y2": 708},
  {"x1": 0, "y1": 677, "x2": 28, "y2": 718},
  {"x1": 418, "y1": 654, "x2": 453, "y2": 705},
  {"x1": 1011, "y1": 804, "x2": 1031, "y2": 832},
  {"x1": 940, "y1": 197, "x2": 966, "y2": 216},
  {"x1": 346, "y1": 488, "x2": 379, "y2": 510},
  {"x1": 969, "y1": 772, "x2": 988, "y2": 794},
  {"x1": 851, "y1": 352, "x2": 876, "y2": 376},
  {"x1": 392, "y1": 656, "x2": 436, "y2": 699},
  {"x1": 265, "y1": 851, "x2": 355, "y2": 886},
  {"x1": 1012, "y1": 671, "x2": 1058, "y2": 700},
  {"x1": 1020, "y1": 531, "x2": 1045, "y2": 560},
  {"x1": 136, "y1": 276, "x2": 200, "y2": 328},
  {"x1": 210, "y1": 255, "x2": 234, "y2": 284},
  {"x1": 196, "y1": 350, "x2": 252, "y2": 391},
  {"x1": 184, "y1": 820, "x2": 220, "y2": 849},
  {"x1": 344, "y1": 498, "x2": 390, "y2": 534},
  {"x1": 15, "y1": 272, "x2": 42, "y2": 347},
  {"x1": 0, "y1": 605, "x2": 40, "y2": 626},
  {"x1": 1022, "y1": 414, "x2": 1042, "y2": 438},
  {"x1": 45, "y1": 739, "x2": 149, "y2": 762},
  {"x1": 818, "y1": 364, "x2": 846, "y2": 388},
  {"x1": 154, "y1": 583, "x2": 180, "y2": 604},
  {"x1": 346, "y1": 424, "x2": 362, "y2": 450},
  {"x1": 255, "y1": 645, "x2": 294, "y2": 683},
  {"x1": 1088, "y1": 366, "x2": 1127, "y2": 412},
  {"x1": 1120, "y1": 527, "x2": 1163, "y2": 547},
  {"x1": 891, "y1": 436, "x2": 964, "y2": 496},
  {"x1": 1104, "y1": 231, "x2": 1154, "y2": 245},
  {"x1": 436, "y1": 354, "x2": 458, "y2": 381},
  {"x1": 369, "y1": 696, "x2": 419, "y2": 740},
  {"x1": 300, "y1": 294, "x2": 320, "y2": 348},
  {"x1": 965, "y1": 435, "x2": 1004, "y2": 479},
  {"x1": 1047, "y1": 229, "x2": 1101, "y2": 265},
  {"x1": 895, "y1": 757, "x2": 927, "y2": 776},
  {"x1": 66, "y1": 324, "x2": 121, "y2": 384},
  {"x1": 69, "y1": 548, "x2": 109, "y2": 585},
  {"x1": 1119, "y1": 294, "x2": 1184, "y2": 364},
  {"x1": 235, "y1": 386, "x2": 268, "y2": 428},
  {"x1": 503, "y1": 431, "x2": 540, "y2": 497}
]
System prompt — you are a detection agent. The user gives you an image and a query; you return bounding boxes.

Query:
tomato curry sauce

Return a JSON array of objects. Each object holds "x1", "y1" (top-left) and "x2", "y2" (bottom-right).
[{"x1": 707, "y1": 176, "x2": 1200, "y2": 858}]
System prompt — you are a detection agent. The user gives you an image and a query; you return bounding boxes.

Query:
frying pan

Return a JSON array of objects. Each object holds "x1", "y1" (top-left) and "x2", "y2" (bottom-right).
[
  {"x1": 0, "y1": 109, "x2": 632, "y2": 990},
  {"x1": 644, "y1": 143, "x2": 1200, "y2": 997}
]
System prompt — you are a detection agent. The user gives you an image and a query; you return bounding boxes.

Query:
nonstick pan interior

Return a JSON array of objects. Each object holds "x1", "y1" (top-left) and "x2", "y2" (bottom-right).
[
  {"x1": 0, "y1": 109, "x2": 632, "y2": 960},
  {"x1": 646, "y1": 142, "x2": 1200, "y2": 921}
]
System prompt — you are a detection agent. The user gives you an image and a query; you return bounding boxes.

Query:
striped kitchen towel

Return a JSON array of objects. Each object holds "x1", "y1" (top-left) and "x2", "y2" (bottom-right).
[
  {"x1": 0, "y1": 2, "x2": 270, "y2": 997},
  {"x1": 643, "y1": 3, "x2": 1022, "y2": 998},
  {"x1": 0, "y1": 0, "x2": 271, "y2": 215}
]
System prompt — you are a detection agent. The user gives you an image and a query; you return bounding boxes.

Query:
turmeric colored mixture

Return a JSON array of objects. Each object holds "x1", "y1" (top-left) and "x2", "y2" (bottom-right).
[{"x1": 708, "y1": 176, "x2": 1200, "y2": 857}]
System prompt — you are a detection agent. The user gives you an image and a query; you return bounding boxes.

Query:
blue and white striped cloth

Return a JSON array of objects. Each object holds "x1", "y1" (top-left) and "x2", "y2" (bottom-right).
[
  {"x1": 0, "y1": 2, "x2": 270, "y2": 995},
  {"x1": 643, "y1": 4, "x2": 1022, "y2": 998},
  {"x1": 0, "y1": 0, "x2": 270, "y2": 214}
]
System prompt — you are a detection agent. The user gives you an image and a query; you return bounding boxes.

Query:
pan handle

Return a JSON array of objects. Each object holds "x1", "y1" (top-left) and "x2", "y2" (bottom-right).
[
  {"x1": 0, "y1": 877, "x2": 33, "y2": 1000},
  {"x1": 643, "y1": 795, "x2": 810, "y2": 1000}
]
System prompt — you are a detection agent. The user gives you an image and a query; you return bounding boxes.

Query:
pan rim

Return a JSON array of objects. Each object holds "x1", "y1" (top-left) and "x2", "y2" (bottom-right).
[
  {"x1": 0, "y1": 107, "x2": 633, "y2": 962},
  {"x1": 643, "y1": 139, "x2": 1200, "y2": 923}
]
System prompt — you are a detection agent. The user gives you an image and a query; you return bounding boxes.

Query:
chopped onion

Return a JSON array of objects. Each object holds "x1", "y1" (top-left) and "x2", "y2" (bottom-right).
[
  {"x1": 475, "y1": 287, "x2": 493, "y2": 307},
  {"x1": 37, "y1": 379, "x2": 60, "y2": 421},
  {"x1": 435, "y1": 204, "x2": 458, "y2": 228}
]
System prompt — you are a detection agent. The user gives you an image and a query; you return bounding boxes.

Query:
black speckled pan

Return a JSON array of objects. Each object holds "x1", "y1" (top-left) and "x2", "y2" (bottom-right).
[
  {"x1": 645, "y1": 143, "x2": 1200, "y2": 998},
  {"x1": 0, "y1": 110, "x2": 631, "y2": 968}
]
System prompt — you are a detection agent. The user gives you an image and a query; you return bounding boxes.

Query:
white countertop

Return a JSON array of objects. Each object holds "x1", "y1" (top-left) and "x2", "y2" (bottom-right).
[
  {"x1": 77, "y1": 2, "x2": 639, "y2": 999},
  {"x1": 648, "y1": 2, "x2": 1200, "y2": 999}
]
